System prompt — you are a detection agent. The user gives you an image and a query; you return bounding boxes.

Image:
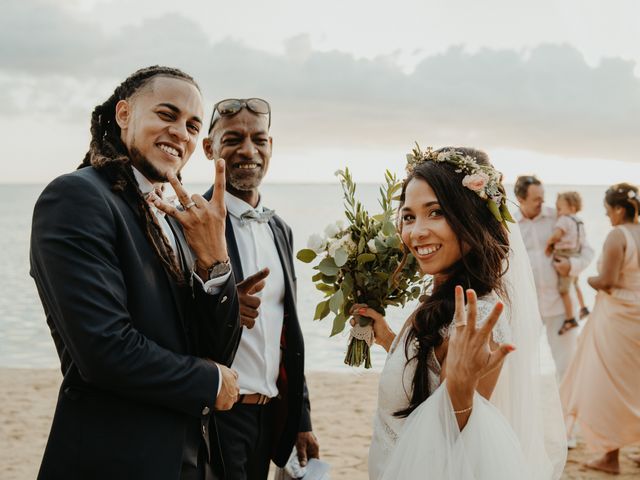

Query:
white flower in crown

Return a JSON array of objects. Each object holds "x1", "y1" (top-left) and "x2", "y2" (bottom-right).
[
  {"x1": 462, "y1": 172, "x2": 490, "y2": 193},
  {"x1": 628, "y1": 190, "x2": 637, "y2": 199}
]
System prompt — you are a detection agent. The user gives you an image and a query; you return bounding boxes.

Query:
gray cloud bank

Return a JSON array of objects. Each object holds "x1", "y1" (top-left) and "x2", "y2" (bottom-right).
[{"x1": 2, "y1": 0, "x2": 639, "y2": 163}]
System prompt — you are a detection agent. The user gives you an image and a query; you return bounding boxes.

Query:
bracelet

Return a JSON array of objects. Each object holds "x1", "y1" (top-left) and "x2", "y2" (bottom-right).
[{"x1": 453, "y1": 405, "x2": 473, "y2": 415}]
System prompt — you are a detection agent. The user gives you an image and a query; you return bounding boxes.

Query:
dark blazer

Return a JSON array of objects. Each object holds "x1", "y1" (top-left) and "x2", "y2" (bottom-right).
[
  {"x1": 204, "y1": 187, "x2": 312, "y2": 468},
  {"x1": 30, "y1": 167, "x2": 241, "y2": 480}
]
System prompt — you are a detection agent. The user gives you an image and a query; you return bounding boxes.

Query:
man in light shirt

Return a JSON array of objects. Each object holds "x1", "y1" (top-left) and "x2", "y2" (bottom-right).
[
  {"x1": 203, "y1": 98, "x2": 319, "y2": 479},
  {"x1": 514, "y1": 175, "x2": 594, "y2": 380}
]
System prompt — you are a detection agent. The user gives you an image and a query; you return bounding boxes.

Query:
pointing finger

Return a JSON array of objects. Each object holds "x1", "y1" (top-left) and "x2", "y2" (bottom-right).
[
  {"x1": 237, "y1": 268, "x2": 270, "y2": 293},
  {"x1": 148, "y1": 192, "x2": 182, "y2": 219},
  {"x1": 248, "y1": 280, "x2": 266, "y2": 295},
  {"x1": 485, "y1": 343, "x2": 515, "y2": 372},
  {"x1": 466, "y1": 289, "x2": 478, "y2": 332},
  {"x1": 167, "y1": 171, "x2": 192, "y2": 208},
  {"x1": 211, "y1": 158, "x2": 226, "y2": 206},
  {"x1": 478, "y1": 301, "x2": 505, "y2": 340},
  {"x1": 453, "y1": 285, "x2": 465, "y2": 327}
]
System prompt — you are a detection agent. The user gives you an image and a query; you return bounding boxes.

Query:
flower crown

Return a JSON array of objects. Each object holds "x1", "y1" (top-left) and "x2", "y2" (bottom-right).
[
  {"x1": 608, "y1": 186, "x2": 638, "y2": 200},
  {"x1": 406, "y1": 143, "x2": 515, "y2": 228}
]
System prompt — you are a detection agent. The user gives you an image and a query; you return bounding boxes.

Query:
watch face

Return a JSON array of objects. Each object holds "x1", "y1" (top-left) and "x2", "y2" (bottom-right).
[{"x1": 209, "y1": 261, "x2": 231, "y2": 278}]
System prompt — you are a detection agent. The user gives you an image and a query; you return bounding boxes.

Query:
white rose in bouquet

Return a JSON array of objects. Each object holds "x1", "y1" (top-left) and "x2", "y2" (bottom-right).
[{"x1": 307, "y1": 233, "x2": 327, "y2": 254}]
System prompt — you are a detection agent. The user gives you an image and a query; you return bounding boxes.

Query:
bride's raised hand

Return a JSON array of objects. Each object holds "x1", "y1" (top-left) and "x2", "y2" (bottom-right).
[
  {"x1": 446, "y1": 287, "x2": 515, "y2": 424},
  {"x1": 447, "y1": 287, "x2": 515, "y2": 388},
  {"x1": 349, "y1": 304, "x2": 396, "y2": 352}
]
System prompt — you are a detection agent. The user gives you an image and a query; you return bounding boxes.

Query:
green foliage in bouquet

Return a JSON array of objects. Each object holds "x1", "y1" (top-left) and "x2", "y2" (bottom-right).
[{"x1": 296, "y1": 168, "x2": 424, "y2": 368}]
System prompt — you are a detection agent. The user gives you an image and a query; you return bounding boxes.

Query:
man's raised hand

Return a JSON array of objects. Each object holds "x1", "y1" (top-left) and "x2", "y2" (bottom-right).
[
  {"x1": 236, "y1": 268, "x2": 270, "y2": 329},
  {"x1": 149, "y1": 159, "x2": 228, "y2": 270}
]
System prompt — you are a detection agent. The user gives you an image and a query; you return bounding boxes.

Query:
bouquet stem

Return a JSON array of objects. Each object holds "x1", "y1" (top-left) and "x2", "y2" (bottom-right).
[
  {"x1": 344, "y1": 337, "x2": 372, "y2": 368},
  {"x1": 344, "y1": 320, "x2": 374, "y2": 368}
]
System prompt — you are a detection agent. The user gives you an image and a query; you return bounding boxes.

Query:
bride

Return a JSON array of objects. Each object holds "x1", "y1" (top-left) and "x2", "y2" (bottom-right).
[{"x1": 355, "y1": 146, "x2": 567, "y2": 479}]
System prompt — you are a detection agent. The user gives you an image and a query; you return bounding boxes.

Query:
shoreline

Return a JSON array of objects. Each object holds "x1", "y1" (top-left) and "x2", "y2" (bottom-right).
[{"x1": 1, "y1": 368, "x2": 638, "y2": 479}]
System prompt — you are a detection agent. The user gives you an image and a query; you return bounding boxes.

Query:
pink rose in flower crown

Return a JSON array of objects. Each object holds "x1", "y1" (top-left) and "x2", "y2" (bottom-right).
[{"x1": 462, "y1": 172, "x2": 490, "y2": 192}]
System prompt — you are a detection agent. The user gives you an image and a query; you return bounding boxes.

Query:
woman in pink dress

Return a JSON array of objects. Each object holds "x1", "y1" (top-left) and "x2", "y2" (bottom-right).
[{"x1": 560, "y1": 182, "x2": 640, "y2": 474}]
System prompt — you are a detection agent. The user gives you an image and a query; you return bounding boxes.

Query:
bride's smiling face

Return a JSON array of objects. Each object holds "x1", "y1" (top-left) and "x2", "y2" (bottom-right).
[{"x1": 400, "y1": 178, "x2": 463, "y2": 276}]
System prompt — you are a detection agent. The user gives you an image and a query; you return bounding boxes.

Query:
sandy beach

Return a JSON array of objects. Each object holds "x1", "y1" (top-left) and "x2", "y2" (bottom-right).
[{"x1": 1, "y1": 368, "x2": 638, "y2": 479}]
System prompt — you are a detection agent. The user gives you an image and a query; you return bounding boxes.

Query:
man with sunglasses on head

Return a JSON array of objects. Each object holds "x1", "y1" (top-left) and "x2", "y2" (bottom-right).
[{"x1": 202, "y1": 98, "x2": 319, "y2": 479}]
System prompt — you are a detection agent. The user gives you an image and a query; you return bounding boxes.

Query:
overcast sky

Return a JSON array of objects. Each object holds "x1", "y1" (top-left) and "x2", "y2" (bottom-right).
[{"x1": 1, "y1": 0, "x2": 639, "y2": 184}]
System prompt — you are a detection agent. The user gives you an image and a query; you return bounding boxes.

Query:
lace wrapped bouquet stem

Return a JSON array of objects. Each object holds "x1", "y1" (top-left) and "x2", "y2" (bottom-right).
[{"x1": 297, "y1": 168, "x2": 423, "y2": 368}]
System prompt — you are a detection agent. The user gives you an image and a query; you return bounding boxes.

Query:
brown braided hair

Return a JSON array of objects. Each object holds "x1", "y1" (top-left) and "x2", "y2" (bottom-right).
[
  {"x1": 605, "y1": 183, "x2": 640, "y2": 222},
  {"x1": 394, "y1": 147, "x2": 510, "y2": 418},
  {"x1": 78, "y1": 66, "x2": 200, "y2": 283}
]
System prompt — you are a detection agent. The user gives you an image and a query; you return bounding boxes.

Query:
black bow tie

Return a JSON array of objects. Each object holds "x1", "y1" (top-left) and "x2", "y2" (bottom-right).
[{"x1": 239, "y1": 208, "x2": 275, "y2": 226}]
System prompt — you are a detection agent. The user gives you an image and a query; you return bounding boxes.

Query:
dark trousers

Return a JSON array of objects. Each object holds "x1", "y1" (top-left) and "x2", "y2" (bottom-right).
[
  {"x1": 214, "y1": 402, "x2": 276, "y2": 480},
  {"x1": 180, "y1": 445, "x2": 221, "y2": 480}
]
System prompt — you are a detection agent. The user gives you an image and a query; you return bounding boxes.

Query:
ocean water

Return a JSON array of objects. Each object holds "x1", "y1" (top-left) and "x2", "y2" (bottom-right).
[{"x1": 0, "y1": 182, "x2": 610, "y2": 372}]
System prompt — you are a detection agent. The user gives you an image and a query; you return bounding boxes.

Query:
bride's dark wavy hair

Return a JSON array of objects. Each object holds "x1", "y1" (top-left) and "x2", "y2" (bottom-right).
[{"x1": 394, "y1": 147, "x2": 510, "y2": 418}]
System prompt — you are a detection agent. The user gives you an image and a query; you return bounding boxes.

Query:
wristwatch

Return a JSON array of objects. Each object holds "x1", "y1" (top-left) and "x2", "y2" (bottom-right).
[{"x1": 199, "y1": 258, "x2": 231, "y2": 280}]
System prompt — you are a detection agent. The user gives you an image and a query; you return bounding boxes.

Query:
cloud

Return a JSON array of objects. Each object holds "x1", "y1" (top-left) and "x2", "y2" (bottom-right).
[{"x1": 2, "y1": 0, "x2": 639, "y2": 166}]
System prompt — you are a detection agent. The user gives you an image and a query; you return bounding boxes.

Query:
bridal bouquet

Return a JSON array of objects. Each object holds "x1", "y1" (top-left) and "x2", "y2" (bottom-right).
[{"x1": 297, "y1": 169, "x2": 423, "y2": 368}]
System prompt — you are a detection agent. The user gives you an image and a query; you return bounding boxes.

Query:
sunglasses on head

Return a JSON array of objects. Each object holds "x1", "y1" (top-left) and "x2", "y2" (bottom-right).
[{"x1": 208, "y1": 98, "x2": 271, "y2": 132}]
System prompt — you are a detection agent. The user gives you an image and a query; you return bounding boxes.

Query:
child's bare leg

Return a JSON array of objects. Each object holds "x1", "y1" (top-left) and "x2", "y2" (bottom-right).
[{"x1": 558, "y1": 290, "x2": 578, "y2": 335}]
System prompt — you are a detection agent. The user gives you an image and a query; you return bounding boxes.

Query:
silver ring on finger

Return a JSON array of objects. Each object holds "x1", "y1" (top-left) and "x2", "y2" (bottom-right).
[{"x1": 183, "y1": 201, "x2": 196, "y2": 210}]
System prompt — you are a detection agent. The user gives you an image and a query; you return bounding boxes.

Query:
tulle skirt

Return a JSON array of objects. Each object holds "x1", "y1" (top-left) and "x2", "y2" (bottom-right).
[{"x1": 379, "y1": 383, "x2": 532, "y2": 480}]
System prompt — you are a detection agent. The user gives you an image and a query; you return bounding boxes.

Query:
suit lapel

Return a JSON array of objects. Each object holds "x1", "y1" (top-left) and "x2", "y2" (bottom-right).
[
  {"x1": 225, "y1": 215, "x2": 244, "y2": 281},
  {"x1": 119, "y1": 188, "x2": 189, "y2": 330},
  {"x1": 268, "y1": 218, "x2": 295, "y2": 308}
]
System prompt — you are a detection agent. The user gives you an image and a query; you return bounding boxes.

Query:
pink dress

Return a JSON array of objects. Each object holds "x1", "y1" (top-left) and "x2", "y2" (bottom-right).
[{"x1": 560, "y1": 225, "x2": 640, "y2": 452}]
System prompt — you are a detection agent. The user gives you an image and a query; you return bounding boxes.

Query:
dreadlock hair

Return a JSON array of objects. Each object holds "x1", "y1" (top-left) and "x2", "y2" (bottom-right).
[
  {"x1": 394, "y1": 147, "x2": 511, "y2": 418},
  {"x1": 78, "y1": 66, "x2": 200, "y2": 283}
]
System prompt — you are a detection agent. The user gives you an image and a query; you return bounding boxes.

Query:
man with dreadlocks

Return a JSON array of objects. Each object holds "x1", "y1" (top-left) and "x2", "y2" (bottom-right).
[{"x1": 30, "y1": 66, "x2": 245, "y2": 480}]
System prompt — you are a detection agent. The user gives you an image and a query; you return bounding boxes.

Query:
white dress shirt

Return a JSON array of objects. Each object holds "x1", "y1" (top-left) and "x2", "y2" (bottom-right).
[
  {"x1": 515, "y1": 205, "x2": 594, "y2": 318},
  {"x1": 225, "y1": 191, "x2": 285, "y2": 397}
]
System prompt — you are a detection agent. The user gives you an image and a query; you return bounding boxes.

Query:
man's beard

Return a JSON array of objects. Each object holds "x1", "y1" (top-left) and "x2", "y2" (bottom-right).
[
  {"x1": 130, "y1": 146, "x2": 176, "y2": 183},
  {"x1": 227, "y1": 170, "x2": 264, "y2": 192}
]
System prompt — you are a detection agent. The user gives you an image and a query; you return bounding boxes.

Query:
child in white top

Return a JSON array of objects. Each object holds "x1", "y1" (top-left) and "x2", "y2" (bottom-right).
[{"x1": 545, "y1": 191, "x2": 589, "y2": 334}]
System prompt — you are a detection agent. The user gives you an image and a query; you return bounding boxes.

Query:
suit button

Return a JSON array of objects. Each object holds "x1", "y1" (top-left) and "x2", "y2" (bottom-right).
[
  {"x1": 202, "y1": 406, "x2": 210, "y2": 415},
  {"x1": 64, "y1": 387, "x2": 80, "y2": 400},
  {"x1": 221, "y1": 296, "x2": 228, "y2": 304}
]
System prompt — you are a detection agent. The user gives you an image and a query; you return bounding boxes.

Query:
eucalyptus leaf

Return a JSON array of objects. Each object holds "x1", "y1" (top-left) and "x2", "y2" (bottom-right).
[
  {"x1": 314, "y1": 300, "x2": 331, "y2": 320},
  {"x1": 316, "y1": 283, "x2": 336, "y2": 294},
  {"x1": 500, "y1": 203, "x2": 515, "y2": 223},
  {"x1": 329, "y1": 289, "x2": 344, "y2": 313},
  {"x1": 386, "y1": 235, "x2": 401, "y2": 249},
  {"x1": 334, "y1": 248, "x2": 348, "y2": 267},
  {"x1": 357, "y1": 253, "x2": 376, "y2": 264},
  {"x1": 311, "y1": 272, "x2": 323, "y2": 282},
  {"x1": 296, "y1": 249, "x2": 317, "y2": 263},
  {"x1": 330, "y1": 313, "x2": 347, "y2": 336},
  {"x1": 382, "y1": 221, "x2": 396, "y2": 237},
  {"x1": 487, "y1": 199, "x2": 503, "y2": 222},
  {"x1": 318, "y1": 257, "x2": 339, "y2": 276}
]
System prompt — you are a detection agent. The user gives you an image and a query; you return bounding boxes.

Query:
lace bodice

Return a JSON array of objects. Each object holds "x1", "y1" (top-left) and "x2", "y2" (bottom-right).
[{"x1": 368, "y1": 292, "x2": 511, "y2": 479}]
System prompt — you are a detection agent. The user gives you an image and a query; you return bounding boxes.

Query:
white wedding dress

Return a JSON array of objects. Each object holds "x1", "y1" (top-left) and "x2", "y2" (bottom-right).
[{"x1": 368, "y1": 225, "x2": 567, "y2": 480}]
